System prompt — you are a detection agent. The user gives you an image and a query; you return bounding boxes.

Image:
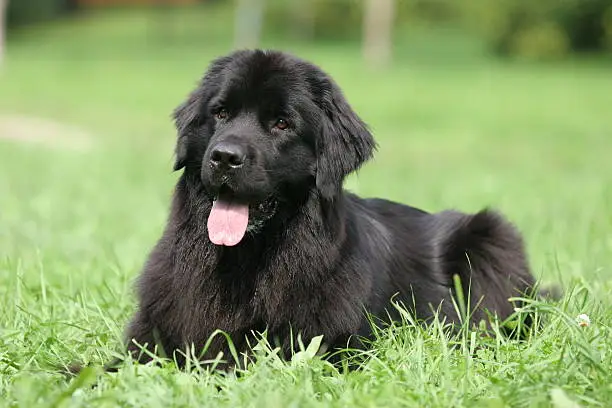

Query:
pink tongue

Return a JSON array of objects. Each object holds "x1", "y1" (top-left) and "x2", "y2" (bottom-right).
[{"x1": 207, "y1": 199, "x2": 249, "y2": 246}]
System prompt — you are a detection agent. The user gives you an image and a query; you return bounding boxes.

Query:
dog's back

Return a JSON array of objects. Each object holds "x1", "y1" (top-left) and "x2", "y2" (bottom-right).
[{"x1": 350, "y1": 196, "x2": 535, "y2": 330}]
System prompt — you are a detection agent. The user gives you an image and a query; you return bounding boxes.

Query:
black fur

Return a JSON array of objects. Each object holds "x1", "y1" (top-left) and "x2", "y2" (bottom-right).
[{"x1": 95, "y1": 50, "x2": 540, "y2": 371}]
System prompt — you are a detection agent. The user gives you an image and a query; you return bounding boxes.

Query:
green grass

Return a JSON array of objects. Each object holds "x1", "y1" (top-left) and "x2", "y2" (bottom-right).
[{"x1": 1, "y1": 5, "x2": 612, "y2": 407}]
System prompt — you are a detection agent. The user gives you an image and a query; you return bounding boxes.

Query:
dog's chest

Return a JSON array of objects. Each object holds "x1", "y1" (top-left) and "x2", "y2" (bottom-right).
[
  {"x1": 177, "y1": 257, "x2": 325, "y2": 337},
  {"x1": 171, "y1": 220, "x2": 360, "y2": 346}
]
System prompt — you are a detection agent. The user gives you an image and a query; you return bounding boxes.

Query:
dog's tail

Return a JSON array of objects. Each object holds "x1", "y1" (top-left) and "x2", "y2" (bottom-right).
[{"x1": 435, "y1": 209, "x2": 545, "y2": 322}]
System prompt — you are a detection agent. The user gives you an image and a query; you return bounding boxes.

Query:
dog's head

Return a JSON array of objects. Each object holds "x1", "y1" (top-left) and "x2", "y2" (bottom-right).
[{"x1": 172, "y1": 50, "x2": 376, "y2": 246}]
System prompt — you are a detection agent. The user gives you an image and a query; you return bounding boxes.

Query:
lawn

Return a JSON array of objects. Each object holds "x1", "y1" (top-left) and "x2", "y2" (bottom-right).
[{"x1": 1, "y1": 5, "x2": 611, "y2": 407}]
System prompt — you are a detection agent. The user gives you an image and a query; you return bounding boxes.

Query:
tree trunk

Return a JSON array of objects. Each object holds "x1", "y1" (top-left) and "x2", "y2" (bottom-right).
[
  {"x1": 362, "y1": 0, "x2": 395, "y2": 69},
  {"x1": 234, "y1": 0, "x2": 264, "y2": 49}
]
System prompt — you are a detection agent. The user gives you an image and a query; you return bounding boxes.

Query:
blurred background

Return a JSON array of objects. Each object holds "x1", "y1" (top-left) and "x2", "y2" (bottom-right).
[
  {"x1": 0, "y1": 0, "x2": 611, "y2": 292},
  {"x1": 3, "y1": 0, "x2": 612, "y2": 62}
]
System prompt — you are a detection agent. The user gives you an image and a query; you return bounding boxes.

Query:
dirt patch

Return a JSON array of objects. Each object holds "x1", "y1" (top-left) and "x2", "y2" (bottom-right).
[{"x1": 0, "y1": 114, "x2": 94, "y2": 151}]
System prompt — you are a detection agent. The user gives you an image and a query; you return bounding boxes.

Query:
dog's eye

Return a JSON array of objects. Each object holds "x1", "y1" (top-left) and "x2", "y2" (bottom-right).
[
  {"x1": 274, "y1": 119, "x2": 289, "y2": 130},
  {"x1": 215, "y1": 109, "x2": 228, "y2": 120}
]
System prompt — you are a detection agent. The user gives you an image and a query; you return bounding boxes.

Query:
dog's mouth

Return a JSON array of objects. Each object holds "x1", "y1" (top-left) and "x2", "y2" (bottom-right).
[{"x1": 207, "y1": 186, "x2": 250, "y2": 247}]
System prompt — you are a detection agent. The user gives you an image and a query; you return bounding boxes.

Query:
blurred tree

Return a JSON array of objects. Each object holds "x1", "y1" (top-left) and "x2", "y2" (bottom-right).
[
  {"x1": 461, "y1": 0, "x2": 612, "y2": 59},
  {"x1": 363, "y1": 0, "x2": 395, "y2": 68},
  {"x1": 6, "y1": 0, "x2": 74, "y2": 29},
  {"x1": 234, "y1": 0, "x2": 264, "y2": 49}
]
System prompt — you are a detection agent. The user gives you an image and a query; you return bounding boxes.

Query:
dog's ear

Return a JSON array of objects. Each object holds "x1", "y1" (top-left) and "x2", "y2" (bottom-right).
[
  {"x1": 172, "y1": 90, "x2": 202, "y2": 171},
  {"x1": 316, "y1": 80, "x2": 376, "y2": 199},
  {"x1": 171, "y1": 52, "x2": 246, "y2": 171}
]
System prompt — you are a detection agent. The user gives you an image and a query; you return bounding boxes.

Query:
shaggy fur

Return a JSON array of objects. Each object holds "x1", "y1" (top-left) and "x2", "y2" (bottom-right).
[{"x1": 99, "y1": 50, "x2": 539, "y2": 371}]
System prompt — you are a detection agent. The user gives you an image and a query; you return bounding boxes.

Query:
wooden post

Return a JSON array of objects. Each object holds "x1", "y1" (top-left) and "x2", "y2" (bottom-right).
[
  {"x1": 234, "y1": 0, "x2": 264, "y2": 49},
  {"x1": 362, "y1": 0, "x2": 395, "y2": 69}
]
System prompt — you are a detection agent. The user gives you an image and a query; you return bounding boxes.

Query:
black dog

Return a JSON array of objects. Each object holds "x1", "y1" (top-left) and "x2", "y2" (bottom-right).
[{"x1": 103, "y1": 50, "x2": 540, "y2": 370}]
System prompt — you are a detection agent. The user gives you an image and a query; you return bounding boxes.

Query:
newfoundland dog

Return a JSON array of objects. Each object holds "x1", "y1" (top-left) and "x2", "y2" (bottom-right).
[{"x1": 102, "y1": 50, "x2": 541, "y2": 371}]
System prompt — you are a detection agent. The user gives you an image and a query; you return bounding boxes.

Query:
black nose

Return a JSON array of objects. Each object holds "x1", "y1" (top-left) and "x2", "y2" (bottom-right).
[{"x1": 210, "y1": 143, "x2": 246, "y2": 169}]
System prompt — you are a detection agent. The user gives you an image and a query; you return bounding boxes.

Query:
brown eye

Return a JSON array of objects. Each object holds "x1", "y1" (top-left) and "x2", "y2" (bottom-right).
[
  {"x1": 215, "y1": 109, "x2": 228, "y2": 120},
  {"x1": 274, "y1": 118, "x2": 289, "y2": 130}
]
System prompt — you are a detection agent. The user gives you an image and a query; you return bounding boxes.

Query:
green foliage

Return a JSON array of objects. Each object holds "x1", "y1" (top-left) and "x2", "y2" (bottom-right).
[
  {"x1": 461, "y1": 0, "x2": 612, "y2": 59},
  {"x1": 7, "y1": 0, "x2": 73, "y2": 26},
  {"x1": 510, "y1": 23, "x2": 570, "y2": 60},
  {"x1": 264, "y1": 0, "x2": 612, "y2": 57}
]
